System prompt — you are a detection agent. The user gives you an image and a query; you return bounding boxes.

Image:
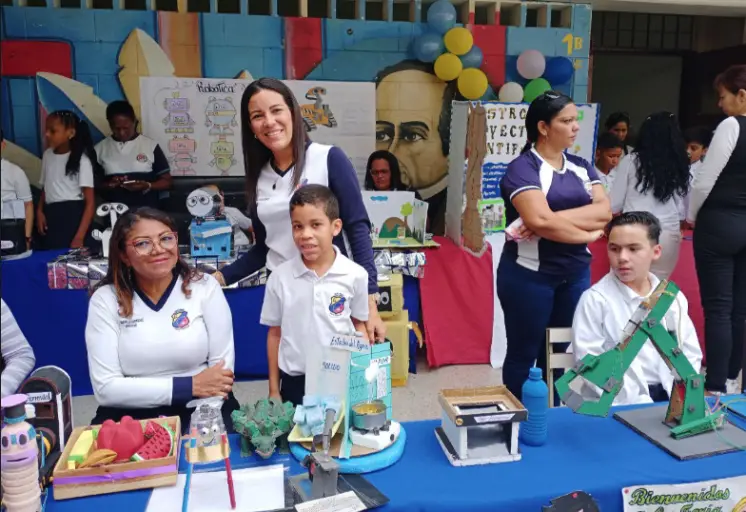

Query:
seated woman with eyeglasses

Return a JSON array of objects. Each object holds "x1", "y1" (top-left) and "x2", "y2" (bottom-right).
[{"x1": 85, "y1": 207, "x2": 238, "y2": 432}]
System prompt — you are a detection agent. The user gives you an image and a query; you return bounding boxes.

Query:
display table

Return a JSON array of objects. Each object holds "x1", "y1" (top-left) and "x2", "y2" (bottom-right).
[
  {"x1": 43, "y1": 403, "x2": 746, "y2": 512},
  {"x1": 0, "y1": 251, "x2": 422, "y2": 396}
]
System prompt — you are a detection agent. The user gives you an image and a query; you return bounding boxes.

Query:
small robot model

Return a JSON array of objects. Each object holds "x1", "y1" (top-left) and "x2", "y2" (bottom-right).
[
  {"x1": 92, "y1": 203, "x2": 129, "y2": 258},
  {"x1": 1, "y1": 394, "x2": 41, "y2": 512}
]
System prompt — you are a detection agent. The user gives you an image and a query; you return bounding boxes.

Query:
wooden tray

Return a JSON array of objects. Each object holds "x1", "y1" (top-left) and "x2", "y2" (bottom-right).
[{"x1": 52, "y1": 416, "x2": 181, "y2": 500}]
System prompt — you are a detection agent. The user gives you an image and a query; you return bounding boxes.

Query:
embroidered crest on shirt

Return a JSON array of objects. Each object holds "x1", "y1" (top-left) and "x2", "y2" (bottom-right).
[
  {"x1": 136, "y1": 153, "x2": 149, "y2": 163},
  {"x1": 171, "y1": 309, "x2": 190, "y2": 329},
  {"x1": 328, "y1": 293, "x2": 347, "y2": 316}
]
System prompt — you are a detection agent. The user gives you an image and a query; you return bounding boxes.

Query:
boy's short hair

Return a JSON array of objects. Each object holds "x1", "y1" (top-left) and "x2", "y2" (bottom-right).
[
  {"x1": 289, "y1": 184, "x2": 340, "y2": 221},
  {"x1": 596, "y1": 132, "x2": 625, "y2": 151},
  {"x1": 605, "y1": 211, "x2": 661, "y2": 244},
  {"x1": 683, "y1": 126, "x2": 713, "y2": 148}
]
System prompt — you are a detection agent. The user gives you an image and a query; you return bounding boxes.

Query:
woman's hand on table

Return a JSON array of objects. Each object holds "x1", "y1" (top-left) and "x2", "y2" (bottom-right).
[{"x1": 193, "y1": 360, "x2": 234, "y2": 398}]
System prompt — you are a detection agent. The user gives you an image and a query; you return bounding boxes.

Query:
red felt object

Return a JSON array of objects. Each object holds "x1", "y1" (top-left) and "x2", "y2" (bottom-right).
[
  {"x1": 96, "y1": 416, "x2": 146, "y2": 462},
  {"x1": 420, "y1": 237, "x2": 494, "y2": 367}
]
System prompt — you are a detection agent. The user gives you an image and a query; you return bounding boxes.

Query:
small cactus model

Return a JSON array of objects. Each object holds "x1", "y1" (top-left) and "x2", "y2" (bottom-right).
[{"x1": 231, "y1": 398, "x2": 295, "y2": 459}]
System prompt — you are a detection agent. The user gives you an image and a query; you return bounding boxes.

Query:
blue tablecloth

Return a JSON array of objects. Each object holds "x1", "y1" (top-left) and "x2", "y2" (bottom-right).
[
  {"x1": 43, "y1": 405, "x2": 746, "y2": 512},
  {"x1": 0, "y1": 251, "x2": 422, "y2": 396}
]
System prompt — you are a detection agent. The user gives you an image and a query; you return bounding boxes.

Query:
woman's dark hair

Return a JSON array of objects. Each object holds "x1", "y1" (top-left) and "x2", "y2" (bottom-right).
[
  {"x1": 106, "y1": 100, "x2": 137, "y2": 122},
  {"x1": 714, "y1": 64, "x2": 746, "y2": 95},
  {"x1": 604, "y1": 112, "x2": 630, "y2": 131},
  {"x1": 240, "y1": 78, "x2": 308, "y2": 208},
  {"x1": 596, "y1": 131, "x2": 625, "y2": 151},
  {"x1": 631, "y1": 111, "x2": 690, "y2": 203},
  {"x1": 93, "y1": 207, "x2": 201, "y2": 318},
  {"x1": 521, "y1": 91, "x2": 575, "y2": 154},
  {"x1": 364, "y1": 150, "x2": 406, "y2": 191},
  {"x1": 47, "y1": 110, "x2": 98, "y2": 177}
]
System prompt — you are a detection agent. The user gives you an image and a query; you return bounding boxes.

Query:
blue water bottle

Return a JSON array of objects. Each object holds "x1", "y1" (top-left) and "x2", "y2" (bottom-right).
[{"x1": 519, "y1": 367, "x2": 549, "y2": 446}]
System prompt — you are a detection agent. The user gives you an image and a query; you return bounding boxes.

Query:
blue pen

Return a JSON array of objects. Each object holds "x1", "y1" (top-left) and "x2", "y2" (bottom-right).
[{"x1": 183, "y1": 433, "x2": 197, "y2": 512}]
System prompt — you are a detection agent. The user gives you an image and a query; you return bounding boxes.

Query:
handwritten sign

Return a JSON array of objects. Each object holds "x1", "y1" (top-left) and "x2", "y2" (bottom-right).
[
  {"x1": 329, "y1": 334, "x2": 370, "y2": 354},
  {"x1": 305, "y1": 346, "x2": 351, "y2": 399},
  {"x1": 295, "y1": 491, "x2": 366, "y2": 512},
  {"x1": 622, "y1": 475, "x2": 746, "y2": 512}
]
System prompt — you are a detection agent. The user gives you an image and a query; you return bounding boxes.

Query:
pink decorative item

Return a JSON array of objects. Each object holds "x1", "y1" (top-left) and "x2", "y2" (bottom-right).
[
  {"x1": 1, "y1": 394, "x2": 41, "y2": 512},
  {"x1": 96, "y1": 416, "x2": 146, "y2": 462}
]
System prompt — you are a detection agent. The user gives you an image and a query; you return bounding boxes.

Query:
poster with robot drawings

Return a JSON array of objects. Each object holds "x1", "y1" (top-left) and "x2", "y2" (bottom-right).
[{"x1": 139, "y1": 77, "x2": 375, "y2": 179}]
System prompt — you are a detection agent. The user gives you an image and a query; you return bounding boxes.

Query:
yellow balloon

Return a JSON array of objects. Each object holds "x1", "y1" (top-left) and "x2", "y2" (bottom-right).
[
  {"x1": 457, "y1": 68, "x2": 489, "y2": 100},
  {"x1": 434, "y1": 53, "x2": 463, "y2": 82},
  {"x1": 444, "y1": 27, "x2": 473, "y2": 56}
]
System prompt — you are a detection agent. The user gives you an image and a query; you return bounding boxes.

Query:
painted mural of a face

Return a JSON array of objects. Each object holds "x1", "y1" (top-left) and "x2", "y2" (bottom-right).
[{"x1": 375, "y1": 63, "x2": 453, "y2": 197}]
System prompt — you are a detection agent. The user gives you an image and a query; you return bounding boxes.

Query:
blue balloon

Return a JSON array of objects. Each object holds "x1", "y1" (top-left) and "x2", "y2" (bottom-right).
[
  {"x1": 459, "y1": 46, "x2": 483, "y2": 69},
  {"x1": 543, "y1": 57, "x2": 574, "y2": 85},
  {"x1": 413, "y1": 32, "x2": 445, "y2": 63},
  {"x1": 427, "y1": 0, "x2": 457, "y2": 35}
]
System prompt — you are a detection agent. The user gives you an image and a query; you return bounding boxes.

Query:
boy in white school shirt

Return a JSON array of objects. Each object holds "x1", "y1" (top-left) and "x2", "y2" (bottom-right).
[
  {"x1": 572, "y1": 211, "x2": 702, "y2": 405},
  {"x1": 260, "y1": 184, "x2": 370, "y2": 406}
]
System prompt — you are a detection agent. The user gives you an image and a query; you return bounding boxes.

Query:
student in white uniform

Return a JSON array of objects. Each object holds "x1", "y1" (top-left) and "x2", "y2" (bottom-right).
[
  {"x1": 572, "y1": 212, "x2": 702, "y2": 405},
  {"x1": 214, "y1": 78, "x2": 386, "y2": 342},
  {"x1": 593, "y1": 132, "x2": 624, "y2": 192},
  {"x1": 609, "y1": 112, "x2": 690, "y2": 280},
  {"x1": 681, "y1": 126, "x2": 713, "y2": 219},
  {"x1": 95, "y1": 101, "x2": 172, "y2": 209},
  {"x1": 1, "y1": 129, "x2": 34, "y2": 249},
  {"x1": 260, "y1": 185, "x2": 369, "y2": 406},
  {"x1": 36, "y1": 111, "x2": 96, "y2": 250},
  {"x1": 85, "y1": 208, "x2": 237, "y2": 432},
  {"x1": 1, "y1": 299, "x2": 36, "y2": 398}
]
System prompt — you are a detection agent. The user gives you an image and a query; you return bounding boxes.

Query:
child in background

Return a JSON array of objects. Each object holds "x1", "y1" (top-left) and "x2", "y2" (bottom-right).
[
  {"x1": 594, "y1": 132, "x2": 626, "y2": 192},
  {"x1": 260, "y1": 185, "x2": 370, "y2": 406},
  {"x1": 0, "y1": 129, "x2": 34, "y2": 249},
  {"x1": 681, "y1": 126, "x2": 713, "y2": 230},
  {"x1": 36, "y1": 111, "x2": 97, "y2": 249},
  {"x1": 204, "y1": 184, "x2": 253, "y2": 247},
  {"x1": 572, "y1": 212, "x2": 702, "y2": 405}
]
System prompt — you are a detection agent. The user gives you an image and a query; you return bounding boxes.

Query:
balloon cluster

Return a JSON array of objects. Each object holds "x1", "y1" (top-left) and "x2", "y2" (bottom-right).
[
  {"x1": 498, "y1": 50, "x2": 575, "y2": 103},
  {"x1": 412, "y1": 0, "x2": 489, "y2": 100}
]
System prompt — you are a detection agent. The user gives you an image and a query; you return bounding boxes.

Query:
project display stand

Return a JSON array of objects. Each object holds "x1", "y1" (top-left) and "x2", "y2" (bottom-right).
[{"x1": 435, "y1": 386, "x2": 527, "y2": 466}]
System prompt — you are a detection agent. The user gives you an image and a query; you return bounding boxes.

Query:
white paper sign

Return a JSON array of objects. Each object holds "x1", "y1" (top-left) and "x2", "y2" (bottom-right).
[
  {"x1": 329, "y1": 334, "x2": 370, "y2": 353},
  {"x1": 622, "y1": 476, "x2": 746, "y2": 512},
  {"x1": 305, "y1": 346, "x2": 351, "y2": 398},
  {"x1": 295, "y1": 491, "x2": 366, "y2": 512}
]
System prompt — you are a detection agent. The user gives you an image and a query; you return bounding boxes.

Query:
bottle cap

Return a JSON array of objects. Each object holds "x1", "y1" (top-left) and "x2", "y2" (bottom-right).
[
  {"x1": 1, "y1": 394, "x2": 29, "y2": 423},
  {"x1": 529, "y1": 367, "x2": 543, "y2": 379}
]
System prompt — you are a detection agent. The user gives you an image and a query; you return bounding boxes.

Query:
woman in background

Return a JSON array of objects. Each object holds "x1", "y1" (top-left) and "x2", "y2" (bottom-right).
[
  {"x1": 364, "y1": 150, "x2": 412, "y2": 192},
  {"x1": 95, "y1": 101, "x2": 172, "y2": 209},
  {"x1": 86, "y1": 208, "x2": 237, "y2": 432},
  {"x1": 36, "y1": 111, "x2": 96, "y2": 249},
  {"x1": 609, "y1": 112, "x2": 690, "y2": 280},
  {"x1": 687, "y1": 64, "x2": 746, "y2": 395},
  {"x1": 498, "y1": 91, "x2": 610, "y2": 400},
  {"x1": 1, "y1": 299, "x2": 36, "y2": 398},
  {"x1": 605, "y1": 112, "x2": 634, "y2": 154}
]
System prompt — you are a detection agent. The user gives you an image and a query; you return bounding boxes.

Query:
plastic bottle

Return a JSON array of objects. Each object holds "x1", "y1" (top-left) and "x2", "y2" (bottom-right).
[{"x1": 519, "y1": 367, "x2": 549, "y2": 446}]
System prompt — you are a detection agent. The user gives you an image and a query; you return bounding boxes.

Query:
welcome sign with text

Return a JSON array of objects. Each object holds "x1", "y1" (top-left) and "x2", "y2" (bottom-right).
[
  {"x1": 479, "y1": 102, "x2": 599, "y2": 201},
  {"x1": 622, "y1": 476, "x2": 746, "y2": 512}
]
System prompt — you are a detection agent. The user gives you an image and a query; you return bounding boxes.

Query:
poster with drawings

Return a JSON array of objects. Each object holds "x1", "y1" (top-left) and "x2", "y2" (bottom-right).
[{"x1": 139, "y1": 77, "x2": 375, "y2": 180}]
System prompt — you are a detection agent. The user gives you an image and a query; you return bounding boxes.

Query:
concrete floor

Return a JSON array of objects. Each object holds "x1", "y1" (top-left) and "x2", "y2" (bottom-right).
[{"x1": 71, "y1": 350, "x2": 504, "y2": 427}]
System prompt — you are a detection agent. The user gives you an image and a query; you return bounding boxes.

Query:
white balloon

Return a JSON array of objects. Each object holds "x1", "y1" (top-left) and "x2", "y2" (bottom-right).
[
  {"x1": 499, "y1": 82, "x2": 524, "y2": 103},
  {"x1": 516, "y1": 49, "x2": 546, "y2": 80}
]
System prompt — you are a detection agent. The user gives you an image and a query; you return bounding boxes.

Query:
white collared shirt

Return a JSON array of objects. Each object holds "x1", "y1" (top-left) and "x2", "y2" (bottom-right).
[
  {"x1": 260, "y1": 247, "x2": 369, "y2": 376},
  {"x1": 595, "y1": 165, "x2": 616, "y2": 192},
  {"x1": 1, "y1": 159, "x2": 32, "y2": 220},
  {"x1": 609, "y1": 154, "x2": 685, "y2": 231},
  {"x1": 39, "y1": 149, "x2": 94, "y2": 203},
  {"x1": 572, "y1": 272, "x2": 702, "y2": 406}
]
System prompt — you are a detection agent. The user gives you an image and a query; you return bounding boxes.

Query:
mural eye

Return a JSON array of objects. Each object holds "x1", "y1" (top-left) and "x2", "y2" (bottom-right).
[
  {"x1": 18, "y1": 434, "x2": 27, "y2": 446},
  {"x1": 1, "y1": 436, "x2": 8, "y2": 450}
]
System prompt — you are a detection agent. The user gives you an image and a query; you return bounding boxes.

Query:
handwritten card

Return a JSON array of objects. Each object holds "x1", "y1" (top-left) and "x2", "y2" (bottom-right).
[
  {"x1": 329, "y1": 334, "x2": 370, "y2": 354},
  {"x1": 295, "y1": 491, "x2": 366, "y2": 512}
]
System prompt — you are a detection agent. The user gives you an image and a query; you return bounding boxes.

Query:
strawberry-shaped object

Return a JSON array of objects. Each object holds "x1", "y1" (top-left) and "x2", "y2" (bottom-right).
[
  {"x1": 96, "y1": 416, "x2": 146, "y2": 462},
  {"x1": 131, "y1": 421, "x2": 174, "y2": 461}
]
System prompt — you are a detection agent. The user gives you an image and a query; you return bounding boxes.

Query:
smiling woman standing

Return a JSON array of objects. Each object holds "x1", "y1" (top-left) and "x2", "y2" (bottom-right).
[
  {"x1": 214, "y1": 78, "x2": 386, "y2": 342},
  {"x1": 94, "y1": 101, "x2": 172, "y2": 209},
  {"x1": 497, "y1": 92, "x2": 611, "y2": 401}
]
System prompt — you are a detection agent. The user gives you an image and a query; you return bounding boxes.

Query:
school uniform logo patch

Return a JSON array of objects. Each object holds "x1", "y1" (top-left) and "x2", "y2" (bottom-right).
[
  {"x1": 171, "y1": 309, "x2": 190, "y2": 329},
  {"x1": 328, "y1": 293, "x2": 347, "y2": 316},
  {"x1": 136, "y1": 153, "x2": 149, "y2": 163}
]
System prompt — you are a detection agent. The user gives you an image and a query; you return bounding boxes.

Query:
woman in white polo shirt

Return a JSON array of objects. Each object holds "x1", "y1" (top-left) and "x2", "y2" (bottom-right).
[
  {"x1": 85, "y1": 208, "x2": 238, "y2": 432},
  {"x1": 214, "y1": 78, "x2": 386, "y2": 341},
  {"x1": 1, "y1": 129, "x2": 34, "y2": 249},
  {"x1": 95, "y1": 101, "x2": 172, "y2": 209}
]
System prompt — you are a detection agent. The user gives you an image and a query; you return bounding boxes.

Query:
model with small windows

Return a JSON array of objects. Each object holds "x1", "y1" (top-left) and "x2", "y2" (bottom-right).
[{"x1": 186, "y1": 186, "x2": 232, "y2": 260}]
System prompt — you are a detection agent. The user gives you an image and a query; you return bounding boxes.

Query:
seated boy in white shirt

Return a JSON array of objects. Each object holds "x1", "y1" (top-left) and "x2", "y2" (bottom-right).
[
  {"x1": 260, "y1": 184, "x2": 370, "y2": 406},
  {"x1": 572, "y1": 211, "x2": 702, "y2": 405}
]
